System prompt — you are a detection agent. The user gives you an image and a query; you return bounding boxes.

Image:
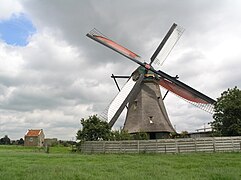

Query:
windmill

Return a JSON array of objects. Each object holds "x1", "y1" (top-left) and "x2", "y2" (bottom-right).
[{"x1": 86, "y1": 23, "x2": 216, "y2": 139}]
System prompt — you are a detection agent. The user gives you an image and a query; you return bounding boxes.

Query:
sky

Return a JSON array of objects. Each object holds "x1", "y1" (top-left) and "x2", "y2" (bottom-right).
[{"x1": 0, "y1": 0, "x2": 241, "y2": 140}]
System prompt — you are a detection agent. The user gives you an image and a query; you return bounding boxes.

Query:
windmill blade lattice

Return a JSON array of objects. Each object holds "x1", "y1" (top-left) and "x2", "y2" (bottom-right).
[
  {"x1": 156, "y1": 69, "x2": 215, "y2": 104},
  {"x1": 108, "y1": 74, "x2": 144, "y2": 127},
  {"x1": 150, "y1": 23, "x2": 184, "y2": 69},
  {"x1": 87, "y1": 28, "x2": 143, "y2": 64},
  {"x1": 107, "y1": 77, "x2": 135, "y2": 122},
  {"x1": 99, "y1": 75, "x2": 144, "y2": 127},
  {"x1": 159, "y1": 78, "x2": 214, "y2": 113}
]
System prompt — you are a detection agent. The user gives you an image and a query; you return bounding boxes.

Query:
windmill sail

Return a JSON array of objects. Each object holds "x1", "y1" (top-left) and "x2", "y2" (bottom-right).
[
  {"x1": 155, "y1": 69, "x2": 215, "y2": 103},
  {"x1": 87, "y1": 28, "x2": 142, "y2": 63},
  {"x1": 108, "y1": 75, "x2": 144, "y2": 127},
  {"x1": 107, "y1": 77, "x2": 135, "y2": 122},
  {"x1": 150, "y1": 23, "x2": 184, "y2": 69},
  {"x1": 158, "y1": 77, "x2": 215, "y2": 113},
  {"x1": 159, "y1": 79, "x2": 208, "y2": 104}
]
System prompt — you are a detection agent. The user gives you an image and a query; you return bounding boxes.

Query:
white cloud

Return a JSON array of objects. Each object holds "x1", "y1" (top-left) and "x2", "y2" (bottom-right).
[
  {"x1": 0, "y1": 0, "x2": 23, "y2": 20},
  {"x1": 0, "y1": 43, "x2": 24, "y2": 76}
]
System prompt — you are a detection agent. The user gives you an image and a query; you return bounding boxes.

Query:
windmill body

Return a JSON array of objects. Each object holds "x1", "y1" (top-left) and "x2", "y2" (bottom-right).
[
  {"x1": 124, "y1": 79, "x2": 175, "y2": 139},
  {"x1": 122, "y1": 66, "x2": 175, "y2": 138},
  {"x1": 87, "y1": 24, "x2": 216, "y2": 139}
]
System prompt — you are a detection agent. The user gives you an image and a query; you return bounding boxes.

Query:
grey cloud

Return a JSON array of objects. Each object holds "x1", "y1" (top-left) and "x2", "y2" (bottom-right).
[
  {"x1": 1, "y1": 0, "x2": 241, "y2": 140},
  {"x1": 21, "y1": 0, "x2": 226, "y2": 64}
]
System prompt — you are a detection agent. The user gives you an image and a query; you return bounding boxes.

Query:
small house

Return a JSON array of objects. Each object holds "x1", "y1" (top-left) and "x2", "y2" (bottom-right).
[{"x1": 24, "y1": 129, "x2": 45, "y2": 147}]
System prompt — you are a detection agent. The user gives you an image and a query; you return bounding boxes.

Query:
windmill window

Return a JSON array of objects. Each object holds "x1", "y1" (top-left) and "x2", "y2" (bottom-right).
[
  {"x1": 149, "y1": 116, "x2": 153, "y2": 124},
  {"x1": 133, "y1": 100, "x2": 138, "y2": 110}
]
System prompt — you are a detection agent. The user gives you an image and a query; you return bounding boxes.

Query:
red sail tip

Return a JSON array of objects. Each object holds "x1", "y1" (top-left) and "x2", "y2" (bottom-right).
[
  {"x1": 93, "y1": 35, "x2": 141, "y2": 60},
  {"x1": 159, "y1": 79, "x2": 210, "y2": 104}
]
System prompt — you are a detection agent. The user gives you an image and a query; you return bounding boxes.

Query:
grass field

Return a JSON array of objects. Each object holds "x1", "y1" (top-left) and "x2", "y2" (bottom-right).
[{"x1": 0, "y1": 145, "x2": 241, "y2": 180}]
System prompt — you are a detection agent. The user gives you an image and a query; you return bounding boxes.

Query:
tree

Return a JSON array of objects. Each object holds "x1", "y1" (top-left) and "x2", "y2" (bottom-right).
[
  {"x1": 180, "y1": 131, "x2": 189, "y2": 138},
  {"x1": 132, "y1": 131, "x2": 148, "y2": 140},
  {"x1": 0, "y1": 135, "x2": 11, "y2": 145},
  {"x1": 76, "y1": 115, "x2": 111, "y2": 141},
  {"x1": 210, "y1": 87, "x2": 241, "y2": 136},
  {"x1": 110, "y1": 130, "x2": 132, "y2": 141},
  {"x1": 18, "y1": 138, "x2": 24, "y2": 145}
]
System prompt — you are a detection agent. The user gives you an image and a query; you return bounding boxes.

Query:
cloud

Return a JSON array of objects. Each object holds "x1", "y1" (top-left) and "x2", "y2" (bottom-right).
[
  {"x1": 1, "y1": 0, "x2": 241, "y2": 140},
  {"x1": 0, "y1": 0, "x2": 23, "y2": 20}
]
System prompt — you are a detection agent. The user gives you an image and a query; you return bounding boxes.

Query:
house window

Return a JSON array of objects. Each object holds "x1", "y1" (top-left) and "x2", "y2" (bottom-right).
[{"x1": 29, "y1": 137, "x2": 33, "y2": 142}]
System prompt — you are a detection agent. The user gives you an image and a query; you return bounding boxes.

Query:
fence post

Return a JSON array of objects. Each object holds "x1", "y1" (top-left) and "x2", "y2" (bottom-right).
[
  {"x1": 231, "y1": 138, "x2": 234, "y2": 152},
  {"x1": 213, "y1": 137, "x2": 216, "y2": 152},
  {"x1": 156, "y1": 139, "x2": 158, "y2": 153},
  {"x1": 175, "y1": 139, "x2": 179, "y2": 153},
  {"x1": 91, "y1": 144, "x2": 94, "y2": 154},
  {"x1": 194, "y1": 138, "x2": 197, "y2": 152},
  {"x1": 137, "y1": 140, "x2": 140, "y2": 153},
  {"x1": 120, "y1": 141, "x2": 122, "y2": 153},
  {"x1": 103, "y1": 141, "x2": 105, "y2": 153},
  {"x1": 79, "y1": 141, "x2": 83, "y2": 153}
]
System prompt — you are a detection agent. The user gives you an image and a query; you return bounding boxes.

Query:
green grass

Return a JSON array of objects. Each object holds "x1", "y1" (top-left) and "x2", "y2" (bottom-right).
[{"x1": 0, "y1": 145, "x2": 241, "y2": 180}]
